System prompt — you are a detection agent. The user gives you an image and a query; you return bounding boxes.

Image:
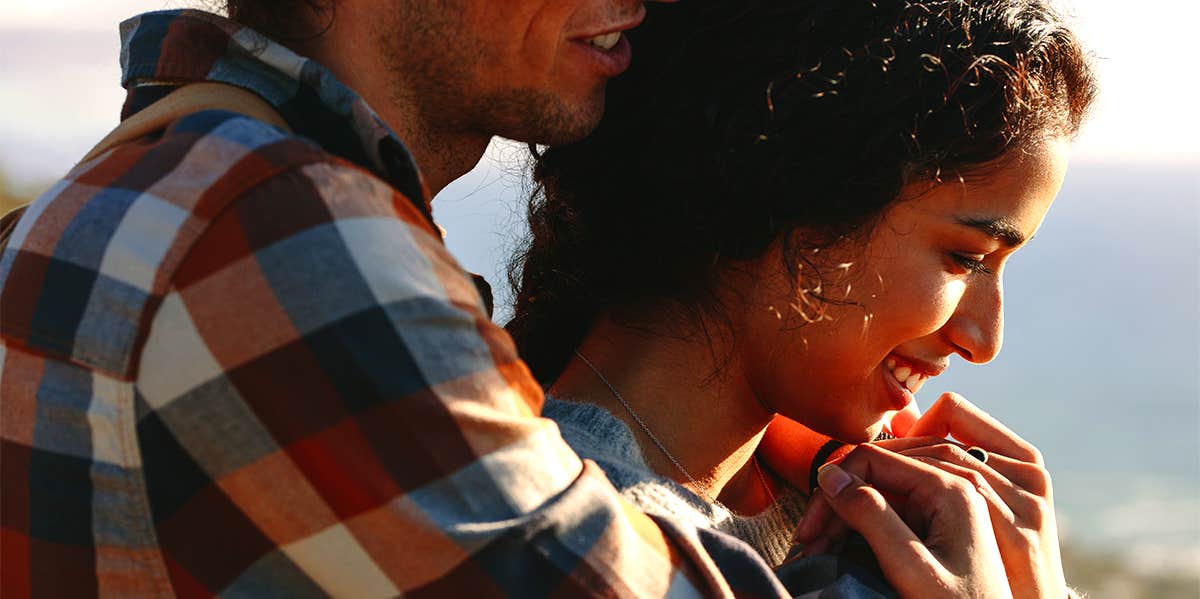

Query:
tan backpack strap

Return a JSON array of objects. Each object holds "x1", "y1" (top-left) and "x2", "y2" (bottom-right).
[
  {"x1": 0, "y1": 84, "x2": 290, "y2": 254},
  {"x1": 78, "y1": 82, "x2": 291, "y2": 166},
  {"x1": 0, "y1": 205, "x2": 27, "y2": 252}
]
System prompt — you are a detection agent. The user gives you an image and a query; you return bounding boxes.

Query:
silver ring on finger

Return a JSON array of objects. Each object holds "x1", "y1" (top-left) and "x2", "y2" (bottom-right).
[{"x1": 965, "y1": 446, "x2": 989, "y2": 464}]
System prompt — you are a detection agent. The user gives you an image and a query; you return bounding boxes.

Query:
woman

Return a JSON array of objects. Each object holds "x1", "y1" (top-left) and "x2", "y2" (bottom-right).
[{"x1": 507, "y1": 0, "x2": 1095, "y2": 596}]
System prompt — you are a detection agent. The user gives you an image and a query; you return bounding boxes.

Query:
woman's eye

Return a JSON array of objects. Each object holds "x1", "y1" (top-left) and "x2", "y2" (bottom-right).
[{"x1": 950, "y1": 253, "x2": 994, "y2": 275}]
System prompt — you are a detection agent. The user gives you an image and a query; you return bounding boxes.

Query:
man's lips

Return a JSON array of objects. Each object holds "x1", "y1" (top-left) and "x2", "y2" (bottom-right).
[
  {"x1": 563, "y1": 7, "x2": 647, "y2": 78},
  {"x1": 568, "y1": 33, "x2": 633, "y2": 78},
  {"x1": 569, "y1": 5, "x2": 647, "y2": 44}
]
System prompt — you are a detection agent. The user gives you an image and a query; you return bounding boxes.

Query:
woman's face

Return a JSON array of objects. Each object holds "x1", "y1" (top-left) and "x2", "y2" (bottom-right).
[{"x1": 739, "y1": 139, "x2": 1071, "y2": 443}]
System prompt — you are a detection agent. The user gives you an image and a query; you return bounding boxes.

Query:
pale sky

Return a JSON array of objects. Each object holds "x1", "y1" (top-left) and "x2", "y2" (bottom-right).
[{"x1": 0, "y1": 0, "x2": 1197, "y2": 187}]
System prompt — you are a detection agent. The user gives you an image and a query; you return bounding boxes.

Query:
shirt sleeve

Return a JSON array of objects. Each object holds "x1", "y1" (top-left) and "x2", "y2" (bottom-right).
[{"x1": 132, "y1": 161, "x2": 792, "y2": 598}]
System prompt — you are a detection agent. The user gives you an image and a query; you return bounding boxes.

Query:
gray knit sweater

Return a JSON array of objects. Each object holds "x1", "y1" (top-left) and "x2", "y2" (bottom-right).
[{"x1": 543, "y1": 397, "x2": 807, "y2": 567}]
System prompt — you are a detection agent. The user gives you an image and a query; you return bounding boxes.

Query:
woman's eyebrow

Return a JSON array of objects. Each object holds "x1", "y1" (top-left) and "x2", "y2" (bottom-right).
[{"x1": 954, "y1": 216, "x2": 1026, "y2": 247}]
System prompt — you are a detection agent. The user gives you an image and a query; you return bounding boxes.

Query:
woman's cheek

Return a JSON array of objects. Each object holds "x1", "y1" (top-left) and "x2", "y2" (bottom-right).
[
  {"x1": 891, "y1": 272, "x2": 966, "y2": 339},
  {"x1": 924, "y1": 278, "x2": 968, "y2": 331}
]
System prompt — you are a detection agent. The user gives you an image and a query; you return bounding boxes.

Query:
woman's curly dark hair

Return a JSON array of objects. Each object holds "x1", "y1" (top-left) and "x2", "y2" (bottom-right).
[{"x1": 507, "y1": 0, "x2": 1097, "y2": 385}]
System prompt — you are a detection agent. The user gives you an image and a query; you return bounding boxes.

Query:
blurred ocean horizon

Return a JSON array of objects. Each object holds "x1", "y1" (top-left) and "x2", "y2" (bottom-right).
[
  {"x1": 436, "y1": 147, "x2": 1200, "y2": 587},
  {"x1": 928, "y1": 161, "x2": 1200, "y2": 579}
]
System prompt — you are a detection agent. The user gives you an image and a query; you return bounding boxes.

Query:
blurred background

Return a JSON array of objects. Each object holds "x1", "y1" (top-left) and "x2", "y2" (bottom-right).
[{"x1": 2, "y1": 1, "x2": 1196, "y2": 596}]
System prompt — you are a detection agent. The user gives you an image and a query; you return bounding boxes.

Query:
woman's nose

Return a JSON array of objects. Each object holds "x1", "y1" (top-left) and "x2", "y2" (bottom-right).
[{"x1": 944, "y1": 276, "x2": 1005, "y2": 364}]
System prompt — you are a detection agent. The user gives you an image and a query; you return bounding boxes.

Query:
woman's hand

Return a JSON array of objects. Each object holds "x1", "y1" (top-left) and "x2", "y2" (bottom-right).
[
  {"x1": 894, "y1": 393, "x2": 1069, "y2": 599},
  {"x1": 794, "y1": 444, "x2": 1013, "y2": 599}
]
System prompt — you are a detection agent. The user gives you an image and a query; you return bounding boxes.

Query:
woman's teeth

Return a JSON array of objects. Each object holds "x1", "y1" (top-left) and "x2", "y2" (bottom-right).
[
  {"x1": 886, "y1": 360, "x2": 927, "y2": 393},
  {"x1": 587, "y1": 32, "x2": 622, "y2": 51}
]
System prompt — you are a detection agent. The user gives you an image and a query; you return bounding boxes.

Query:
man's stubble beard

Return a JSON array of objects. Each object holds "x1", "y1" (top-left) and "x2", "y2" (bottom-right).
[
  {"x1": 381, "y1": 0, "x2": 604, "y2": 148},
  {"x1": 468, "y1": 88, "x2": 604, "y2": 146}
]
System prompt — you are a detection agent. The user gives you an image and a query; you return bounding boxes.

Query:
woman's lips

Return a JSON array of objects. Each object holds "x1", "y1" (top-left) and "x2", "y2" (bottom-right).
[
  {"x1": 882, "y1": 366, "x2": 916, "y2": 411},
  {"x1": 880, "y1": 355, "x2": 944, "y2": 411}
]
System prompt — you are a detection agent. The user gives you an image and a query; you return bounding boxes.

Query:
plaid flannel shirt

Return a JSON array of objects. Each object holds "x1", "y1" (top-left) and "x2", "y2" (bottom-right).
[{"x1": 0, "y1": 10, "x2": 809, "y2": 598}]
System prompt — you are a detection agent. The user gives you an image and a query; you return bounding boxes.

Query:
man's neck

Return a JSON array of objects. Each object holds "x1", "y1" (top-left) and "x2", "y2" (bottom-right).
[
  {"x1": 289, "y1": 21, "x2": 489, "y2": 197},
  {"x1": 551, "y1": 316, "x2": 775, "y2": 509},
  {"x1": 380, "y1": 105, "x2": 490, "y2": 198}
]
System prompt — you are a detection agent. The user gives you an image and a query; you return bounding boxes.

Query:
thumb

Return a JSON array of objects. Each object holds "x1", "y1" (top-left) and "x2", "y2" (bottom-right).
[
  {"x1": 816, "y1": 463, "x2": 920, "y2": 546},
  {"x1": 815, "y1": 464, "x2": 941, "y2": 595}
]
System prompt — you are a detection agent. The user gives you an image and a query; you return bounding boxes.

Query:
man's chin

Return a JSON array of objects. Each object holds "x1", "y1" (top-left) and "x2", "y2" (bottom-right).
[
  {"x1": 485, "y1": 88, "x2": 604, "y2": 147},
  {"x1": 530, "y1": 103, "x2": 605, "y2": 146}
]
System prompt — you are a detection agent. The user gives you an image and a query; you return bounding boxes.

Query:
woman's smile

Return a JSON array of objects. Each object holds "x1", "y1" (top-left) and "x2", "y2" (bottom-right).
[
  {"x1": 741, "y1": 139, "x2": 1071, "y2": 443},
  {"x1": 885, "y1": 356, "x2": 934, "y2": 395},
  {"x1": 880, "y1": 362, "x2": 917, "y2": 412},
  {"x1": 877, "y1": 353, "x2": 947, "y2": 414}
]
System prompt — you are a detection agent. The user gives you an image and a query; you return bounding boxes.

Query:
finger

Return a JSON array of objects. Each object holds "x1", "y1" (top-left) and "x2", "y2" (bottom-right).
[
  {"x1": 906, "y1": 393, "x2": 1042, "y2": 463},
  {"x1": 794, "y1": 439, "x2": 945, "y2": 544},
  {"x1": 909, "y1": 456, "x2": 1052, "y2": 594},
  {"x1": 963, "y1": 451, "x2": 1054, "y2": 497},
  {"x1": 889, "y1": 400, "x2": 922, "y2": 437},
  {"x1": 901, "y1": 444, "x2": 1025, "y2": 513},
  {"x1": 834, "y1": 444, "x2": 972, "y2": 512},
  {"x1": 793, "y1": 491, "x2": 834, "y2": 544},
  {"x1": 814, "y1": 463, "x2": 947, "y2": 596},
  {"x1": 824, "y1": 446, "x2": 1013, "y2": 595},
  {"x1": 793, "y1": 487, "x2": 859, "y2": 550},
  {"x1": 798, "y1": 515, "x2": 851, "y2": 558},
  {"x1": 873, "y1": 436, "x2": 1052, "y2": 503},
  {"x1": 798, "y1": 527, "x2": 842, "y2": 558},
  {"x1": 907, "y1": 455, "x2": 1018, "y2": 525},
  {"x1": 826, "y1": 444, "x2": 1007, "y2": 555},
  {"x1": 796, "y1": 436, "x2": 948, "y2": 545},
  {"x1": 875, "y1": 436, "x2": 1047, "y2": 495},
  {"x1": 872, "y1": 435, "x2": 958, "y2": 452},
  {"x1": 807, "y1": 444, "x2": 996, "y2": 533},
  {"x1": 907, "y1": 451, "x2": 1060, "y2": 552}
]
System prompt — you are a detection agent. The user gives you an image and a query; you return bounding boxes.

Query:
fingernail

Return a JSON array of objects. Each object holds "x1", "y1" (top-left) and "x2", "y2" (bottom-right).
[{"x1": 817, "y1": 463, "x2": 852, "y2": 497}]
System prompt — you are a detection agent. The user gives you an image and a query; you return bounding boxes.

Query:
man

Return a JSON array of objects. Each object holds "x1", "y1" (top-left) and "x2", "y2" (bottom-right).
[
  {"x1": 0, "y1": 1, "x2": 794, "y2": 596},
  {"x1": 0, "y1": 1, "x2": 1036, "y2": 597}
]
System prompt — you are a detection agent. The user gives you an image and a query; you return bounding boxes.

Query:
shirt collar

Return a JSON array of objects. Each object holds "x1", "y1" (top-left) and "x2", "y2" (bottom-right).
[{"x1": 118, "y1": 9, "x2": 429, "y2": 210}]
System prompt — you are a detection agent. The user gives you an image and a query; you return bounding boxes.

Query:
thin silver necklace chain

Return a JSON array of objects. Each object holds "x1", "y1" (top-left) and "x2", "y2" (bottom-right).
[{"x1": 573, "y1": 350, "x2": 776, "y2": 510}]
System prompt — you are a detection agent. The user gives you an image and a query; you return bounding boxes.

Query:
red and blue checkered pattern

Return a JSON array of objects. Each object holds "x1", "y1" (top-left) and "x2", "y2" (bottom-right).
[{"x1": 0, "y1": 10, "x2": 802, "y2": 598}]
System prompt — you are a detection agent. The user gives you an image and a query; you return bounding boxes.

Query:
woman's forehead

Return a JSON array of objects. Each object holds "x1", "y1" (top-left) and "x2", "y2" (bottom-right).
[{"x1": 891, "y1": 140, "x2": 1071, "y2": 236}]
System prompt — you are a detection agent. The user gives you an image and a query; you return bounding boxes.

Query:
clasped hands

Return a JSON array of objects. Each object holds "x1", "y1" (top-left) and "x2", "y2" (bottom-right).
[{"x1": 761, "y1": 393, "x2": 1069, "y2": 599}]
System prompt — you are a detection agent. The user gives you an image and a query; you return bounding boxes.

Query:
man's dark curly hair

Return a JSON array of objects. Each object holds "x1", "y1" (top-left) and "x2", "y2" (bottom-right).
[
  {"x1": 507, "y1": 0, "x2": 1097, "y2": 385},
  {"x1": 223, "y1": 0, "x2": 331, "y2": 40}
]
